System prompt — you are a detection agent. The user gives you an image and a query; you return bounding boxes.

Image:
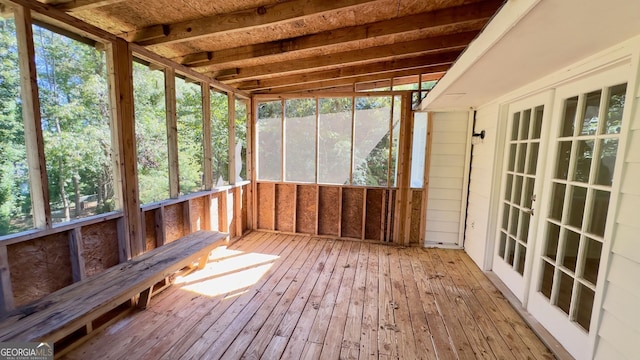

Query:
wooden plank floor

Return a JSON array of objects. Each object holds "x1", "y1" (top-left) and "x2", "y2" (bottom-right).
[{"x1": 63, "y1": 232, "x2": 555, "y2": 360}]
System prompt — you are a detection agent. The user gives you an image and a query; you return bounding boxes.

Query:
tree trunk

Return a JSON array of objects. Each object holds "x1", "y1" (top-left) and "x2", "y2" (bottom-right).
[{"x1": 73, "y1": 174, "x2": 81, "y2": 218}]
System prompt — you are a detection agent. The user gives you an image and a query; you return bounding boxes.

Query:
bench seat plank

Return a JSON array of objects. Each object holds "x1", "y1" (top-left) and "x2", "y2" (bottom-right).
[{"x1": 0, "y1": 230, "x2": 227, "y2": 343}]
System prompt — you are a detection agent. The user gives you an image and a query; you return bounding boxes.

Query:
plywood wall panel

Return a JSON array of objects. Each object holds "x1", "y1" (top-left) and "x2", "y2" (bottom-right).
[
  {"x1": 318, "y1": 186, "x2": 340, "y2": 236},
  {"x1": 296, "y1": 185, "x2": 317, "y2": 234},
  {"x1": 257, "y1": 182, "x2": 274, "y2": 230},
  {"x1": 144, "y1": 210, "x2": 157, "y2": 251},
  {"x1": 82, "y1": 220, "x2": 120, "y2": 277},
  {"x1": 365, "y1": 189, "x2": 384, "y2": 241},
  {"x1": 7, "y1": 233, "x2": 72, "y2": 307},
  {"x1": 165, "y1": 202, "x2": 185, "y2": 243},
  {"x1": 190, "y1": 197, "x2": 206, "y2": 232},
  {"x1": 341, "y1": 188, "x2": 364, "y2": 239},
  {"x1": 275, "y1": 183, "x2": 295, "y2": 232}
]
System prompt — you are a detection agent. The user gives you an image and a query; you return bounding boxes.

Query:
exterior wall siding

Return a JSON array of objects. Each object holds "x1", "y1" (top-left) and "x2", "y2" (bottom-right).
[{"x1": 425, "y1": 112, "x2": 470, "y2": 247}]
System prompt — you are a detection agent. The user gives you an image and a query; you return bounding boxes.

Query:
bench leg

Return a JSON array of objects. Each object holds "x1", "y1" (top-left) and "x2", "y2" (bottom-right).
[
  {"x1": 197, "y1": 255, "x2": 208, "y2": 270},
  {"x1": 137, "y1": 287, "x2": 152, "y2": 309}
]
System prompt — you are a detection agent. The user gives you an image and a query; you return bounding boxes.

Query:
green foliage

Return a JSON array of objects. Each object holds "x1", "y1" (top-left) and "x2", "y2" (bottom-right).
[
  {"x1": 176, "y1": 78, "x2": 203, "y2": 195},
  {"x1": 211, "y1": 91, "x2": 229, "y2": 185},
  {"x1": 133, "y1": 62, "x2": 169, "y2": 204}
]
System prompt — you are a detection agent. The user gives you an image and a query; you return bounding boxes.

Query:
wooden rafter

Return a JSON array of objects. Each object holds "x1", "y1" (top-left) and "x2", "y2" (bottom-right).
[
  {"x1": 176, "y1": 0, "x2": 500, "y2": 68},
  {"x1": 213, "y1": 31, "x2": 479, "y2": 82},
  {"x1": 49, "y1": 0, "x2": 126, "y2": 12},
  {"x1": 255, "y1": 65, "x2": 448, "y2": 94},
  {"x1": 234, "y1": 52, "x2": 460, "y2": 91},
  {"x1": 124, "y1": 0, "x2": 378, "y2": 46}
]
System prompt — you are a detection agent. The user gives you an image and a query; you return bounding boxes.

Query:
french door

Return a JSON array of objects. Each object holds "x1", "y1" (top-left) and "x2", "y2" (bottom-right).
[
  {"x1": 527, "y1": 68, "x2": 629, "y2": 360},
  {"x1": 493, "y1": 92, "x2": 551, "y2": 303}
]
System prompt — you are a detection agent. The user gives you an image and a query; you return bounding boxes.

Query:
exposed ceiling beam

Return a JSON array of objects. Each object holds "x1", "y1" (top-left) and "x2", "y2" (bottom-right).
[
  {"x1": 255, "y1": 65, "x2": 448, "y2": 94},
  {"x1": 214, "y1": 31, "x2": 479, "y2": 82},
  {"x1": 124, "y1": 0, "x2": 378, "y2": 46},
  {"x1": 48, "y1": 0, "x2": 126, "y2": 12},
  {"x1": 177, "y1": 0, "x2": 501, "y2": 68},
  {"x1": 234, "y1": 51, "x2": 461, "y2": 91}
]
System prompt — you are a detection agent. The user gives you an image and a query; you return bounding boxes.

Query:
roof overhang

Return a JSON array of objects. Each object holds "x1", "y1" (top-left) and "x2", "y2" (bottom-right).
[{"x1": 421, "y1": 0, "x2": 640, "y2": 111}]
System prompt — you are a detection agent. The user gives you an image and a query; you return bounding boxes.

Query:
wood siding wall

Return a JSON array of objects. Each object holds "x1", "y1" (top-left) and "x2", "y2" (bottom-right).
[
  {"x1": 595, "y1": 71, "x2": 640, "y2": 360},
  {"x1": 425, "y1": 112, "x2": 470, "y2": 247}
]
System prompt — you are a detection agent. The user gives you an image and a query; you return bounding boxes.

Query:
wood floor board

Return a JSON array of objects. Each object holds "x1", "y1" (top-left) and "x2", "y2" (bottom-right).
[{"x1": 62, "y1": 232, "x2": 555, "y2": 360}]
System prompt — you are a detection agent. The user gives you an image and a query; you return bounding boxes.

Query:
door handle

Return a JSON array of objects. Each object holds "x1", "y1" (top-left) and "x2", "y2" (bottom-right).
[{"x1": 523, "y1": 207, "x2": 534, "y2": 216}]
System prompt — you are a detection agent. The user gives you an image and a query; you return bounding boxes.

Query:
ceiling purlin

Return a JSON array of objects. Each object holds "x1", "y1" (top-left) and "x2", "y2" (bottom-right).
[
  {"x1": 233, "y1": 51, "x2": 462, "y2": 91},
  {"x1": 123, "y1": 0, "x2": 379, "y2": 46},
  {"x1": 175, "y1": 0, "x2": 501, "y2": 68},
  {"x1": 213, "y1": 30, "x2": 480, "y2": 82},
  {"x1": 255, "y1": 65, "x2": 449, "y2": 94}
]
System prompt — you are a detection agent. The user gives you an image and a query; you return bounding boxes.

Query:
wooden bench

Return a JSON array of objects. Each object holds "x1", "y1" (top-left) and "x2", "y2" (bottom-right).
[{"x1": 0, "y1": 230, "x2": 227, "y2": 351}]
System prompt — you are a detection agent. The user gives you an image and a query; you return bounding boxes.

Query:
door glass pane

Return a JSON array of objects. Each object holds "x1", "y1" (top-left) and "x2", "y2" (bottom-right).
[
  {"x1": 579, "y1": 90, "x2": 601, "y2": 136},
  {"x1": 520, "y1": 214, "x2": 530, "y2": 243},
  {"x1": 506, "y1": 237, "x2": 516, "y2": 265},
  {"x1": 520, "y1": 109, "x2": 531, "y2": 140},
  {"x1": 576, "y1": 284, "x2": 595, "y2": 331},
  {"x1": 555, "y1": 141, "x2": 572, "y2": 179},
  {"x1": 595, "y1": 139, "x2": 617, "y2": 186},
  {"x1": 588, "y1": 190, "x2": 610, "y2": 237},
  {"x1": 527, "y1": 143, "x2": 539, "y2": 175},
  {"x1": 582, "y1": 237, "x2": 602, "y2": 285},
  {"x1": 545, "y1": 223, "x2": 560, "y2": 260},
  {"x1": 523, "y1": 177, "x2": 534, "y2": 208},
  {"x1": 512, "y1": 175, "x2": 523, "y2": 205},
  {"x1": 567, "y1": 186, "x2": 587, "y2": 229},
  {"x1": 562, "y1": 230, "x2": 580, "y2": 272},
  {"x1": 573, "y1": 140, "x2": 594, "y2": 183},
  {"x1": 511, "y1": 112, "x2": 520, "y2": 140},
  {"x1": 540, "y1": 260, "x2": 555, "y2": 299},
  {"x1": 561, "y1": 96, "x2": 578, "y2": 137},
  {"x1": 549, "y1": 183, "x2": 566, "y2": 221},
  {"x1": 516, "y1": 244, "x2": 526, "y2": 275},
  {"x1": 508, "y1": 144, "x2": 517, "y2": 171},
  {"x1": 604, "y1": 84, "x2": 626, "y2": 134},
  {"x1": 532, "y1": 106, "x2": 544, "y2": 139},
  {"x1": 517, "y1": 143, "x2": 527, "y2": 173},
  {"x1": 509, "y1": 209, "x2": 519, "y2": 236},
  {"x1": 499, "y1": 232, "x2": 507, "y2": 258},
  {"x1": 556, "y1": 271, "x2": 574, "y2": 315},
  {"x1": 502, "y1": 204, "x2": 509, "y2": 230},
  {"x1": 504, "y1": 175, "x2": 513, "y2": 203}
]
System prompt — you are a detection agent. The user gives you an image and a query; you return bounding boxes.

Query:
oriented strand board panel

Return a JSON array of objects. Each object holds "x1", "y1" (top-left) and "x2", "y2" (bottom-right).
[
  {"x1": 257, "y1": 182, "x2": 274, "y2": 230},
  {"x1": 365, "y1": 189, "x2": 384, "y2": 241},
  {"x1": 165, "y1": 202, "x2": 185, "y2": 243},
  {"x1": 410, "y1": 190, "x2": 423, "y2": 244},
  {"x1": 82, "y1": 220, "x2": 121, "y2": 278},
  {"x1": 296, "y1": 185, "x2": 317, "y2": 234},
  {"x1": 190, "y1": 197, "x2": 206, "y2": 232},
  {"x1": 7, "y1": 233, "x2": 72, "y2": 307},
  {"x1": 341, "y1": 188, "x2": 364, "y2": 239},
  {"x1": 144, "y1": 210, "x2": 157, "y2": 251},
  {"x1": 275, "y1": 183, "x2": 295, "y2": 232},
  {"x1": 318, "y1": 186, "x2": 340, "y2": 236}
]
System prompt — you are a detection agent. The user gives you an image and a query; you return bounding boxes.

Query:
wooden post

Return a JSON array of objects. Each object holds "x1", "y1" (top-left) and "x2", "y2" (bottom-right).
[
  {"x1": 419, "y1": 113, "x2": 434, "y2": 245},
  {"x1": 155, "y1": 206, "x2": 166, "y2": 247},
  {"x1": 0, "y1": 246, "x2": 15, "y2": 317},
  {"x1": 184, "y1": 200, "x2": 192, "y2": 235},
  {"x1": 393, "y1": 93, "x2": 414, "y2": 245},
  {"x1": 245, "y1": 98, "x2": 254, "y2": 230},
  {"x1": 228, "y1": 93, "x2": 237, "y2": 184},
  {"x1": 202, "y1": 84, "x2": 213, "y2": 190},
  {"x1": 69, "y1": 228, "x2": 87, "y2": 282},
  {"x1": 107, "y1": 38, "x2": 141, "y2": 258},
  {"x1": 234, "y1": 187, "x2": 243, "y2": 237},
  {"x1": 15, "y1": 5, "x2": 51, "y2": 230},
  {"x1": 165, "y1": 68, "x2": 179, "y2": 198},
  {"x1": 203, "y1": 195, "x2": 212, "y2": 231}
]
